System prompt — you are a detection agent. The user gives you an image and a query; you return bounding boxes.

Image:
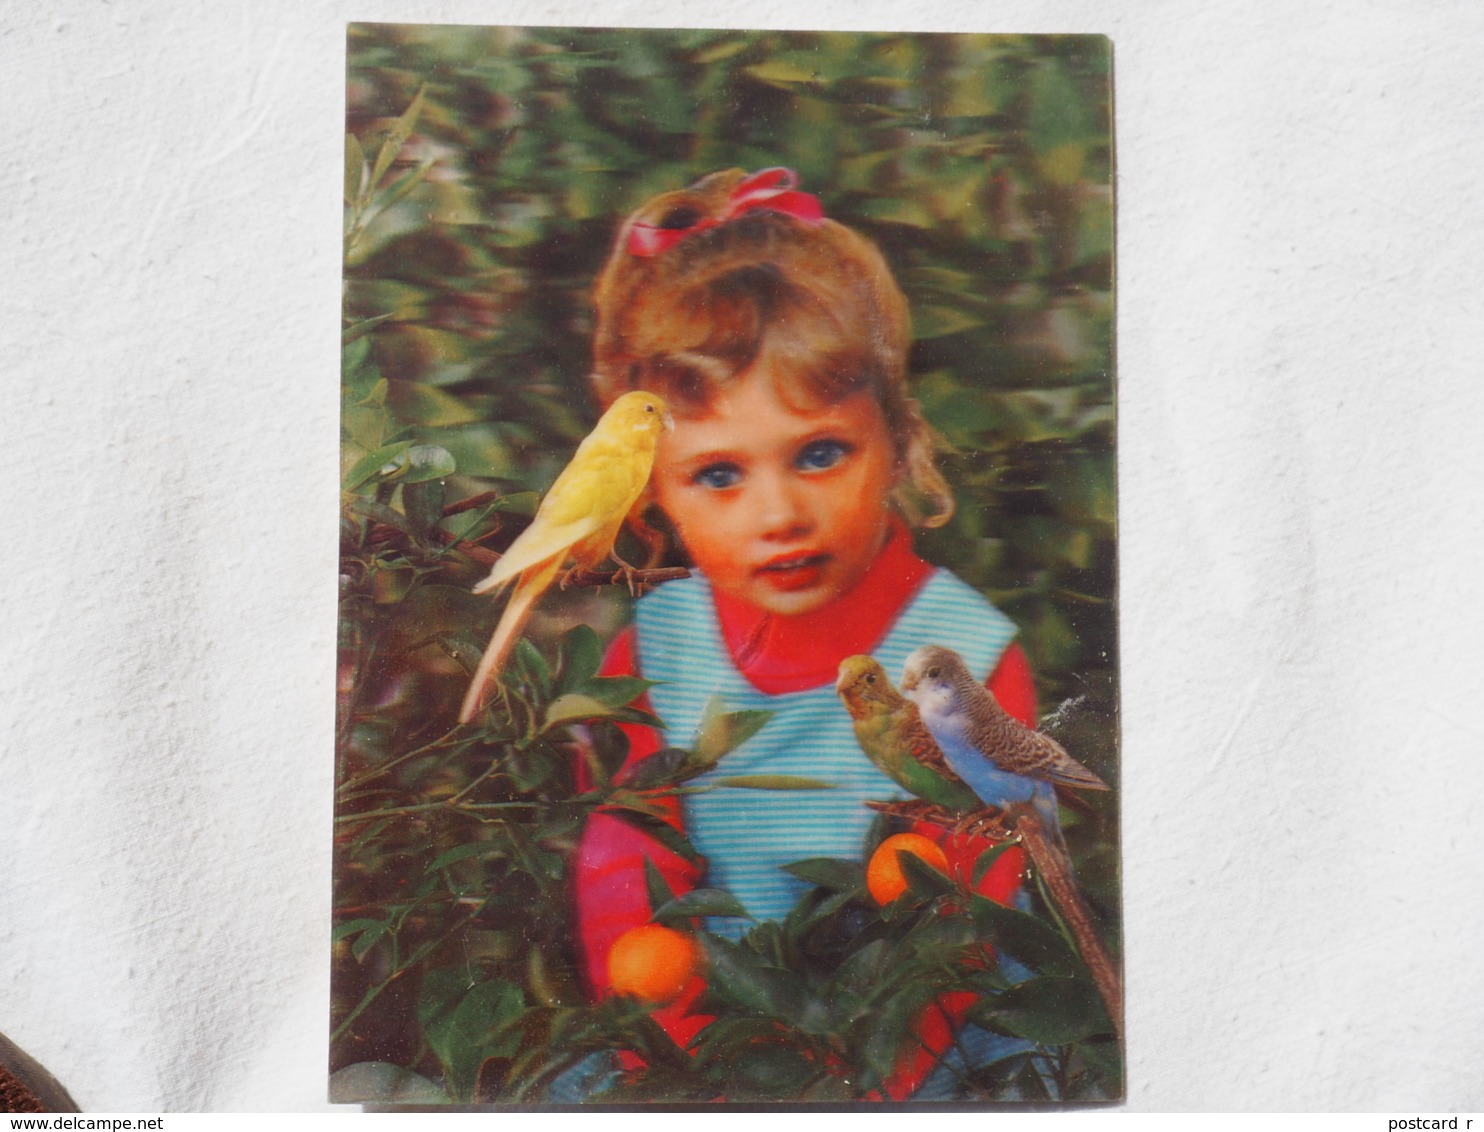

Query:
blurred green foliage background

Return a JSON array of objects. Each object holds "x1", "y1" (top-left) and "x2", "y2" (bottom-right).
[{"x1": 336, "y1": 25, "x2": 1116, "y2": 1103}]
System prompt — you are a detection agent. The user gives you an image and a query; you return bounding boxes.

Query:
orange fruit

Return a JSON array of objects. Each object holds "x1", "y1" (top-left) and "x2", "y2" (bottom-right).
[
  {"x1": 607, "y1": 924, "x2": 702, "y2": 1005},
  {"x1": 866, "y1": 832, "x2": 950, "y2": 905}
]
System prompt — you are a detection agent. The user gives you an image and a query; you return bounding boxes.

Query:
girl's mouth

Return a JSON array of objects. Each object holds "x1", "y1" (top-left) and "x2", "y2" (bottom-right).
[{"x1": 756, "y1": 553, "x2": 830, "y2": 591}]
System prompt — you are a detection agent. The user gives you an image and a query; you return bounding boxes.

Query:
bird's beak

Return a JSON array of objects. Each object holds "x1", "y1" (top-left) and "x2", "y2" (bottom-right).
[
  {"x1": 899, "y1": 670, "x2": 916, "y2": 693},
  {"x1": 661, "y1": 408, "x2": 675, "y2": 432}
]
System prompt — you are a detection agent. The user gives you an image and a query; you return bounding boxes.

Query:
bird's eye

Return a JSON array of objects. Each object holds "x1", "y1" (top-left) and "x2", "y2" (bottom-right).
[
  {"x1": 865, "y1": 673, "x2": 876, "y2": 684},
  {"x1": 927, "y1": 666, "x2": 940, "y2": 679},
  {"x1": 644, "y1": 404, "x2": 654, "y2": 412}
]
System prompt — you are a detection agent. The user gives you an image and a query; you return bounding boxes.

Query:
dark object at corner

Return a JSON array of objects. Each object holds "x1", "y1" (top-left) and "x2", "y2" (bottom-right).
[{"x1": 0, "y1": 1032, "x2": 80, "y2": 1113}]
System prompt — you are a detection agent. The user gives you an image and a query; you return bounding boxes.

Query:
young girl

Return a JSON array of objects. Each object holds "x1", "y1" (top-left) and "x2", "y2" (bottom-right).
[{"x1": 570, "y1": 168, "x2": 1040, "y2": 1089}]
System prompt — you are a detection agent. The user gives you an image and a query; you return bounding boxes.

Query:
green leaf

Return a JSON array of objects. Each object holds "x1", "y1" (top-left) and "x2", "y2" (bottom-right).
[
  {"x1": 855, "y1": 195, "x2": 937, "y2": 228},
  {"x1": 781, "y1": 857, "x2": 864, "y2": 893},
  {"x1": 859, "y1": 992, "x2": 921, "y2": 1087},
  {"x1": 913, "y1": 303, "x2": 986, "y2": 340},
  {"x1": 387, "y1": 381, "x2": 481, "y2": 427},
  {"x1": 652, "y1": 887, "x2": 752, "y2": 926},
  {"x1": 903, "y1": 910, "x2": 981, "y2": 962},
  {"x1": 511, "y1": 637, "x2": 551, "y2": 695},
  {"x1": 490, "y1": 490, "x2": 539, "y2": 516},
  {"x1": 788, "y1": 887, "x2": 863, "y2": 948},
  {"x1": 350, "y1": 920, "x2": 389, "y2": 961},
  {"x1": 556, "y1": 624, "x2": 604, "y2": 691},
  {"x1": 945, "y1": 61, "x2": 1005, "y2": 117},
  {"x1": 644, "y1": 857, "x2": 676, "y2": 911},
  {"x1": 344, "y1": 133, "x2": 367, "y2": 205},
  {"x1": 972, "y1": 840, "x2": 1022, "y2": 886},
  {"x1": 691, "y1": 38, "x2": 748, "y2": 64},
  {"x1": 727, "y1": 1040, "x2": 821, "y2": 1097},
  {"x1": 342, "y1": 405, "x2": 385, "y2": 455},
  {"x1": 359, "y1": 376, "x2": 388, "y2": 408},
  {"x1": 712, "y1": 774, "x2": 834, "y2": 791},
  {"x1": 970, "y1": 893, "x2": 1081, "y2": 978},
  {"x1": 570, "y1": 674, "x2": 658, "y2": 711},
  {"x1": 370, "y1": 84, "x2": 426, "y2": 190},
  {"x1": 340, "y1": 333, "x2": 373, "y2": 384},
  {"x1": 689, "y1": 1015, "x2": 781, "y2": 1063},
  {"x1": 425, "y1": 425, "x2": 515, "y2": 481},
  {"x1": 608, "y1": 802, "x2": 701, "y2": 864},
  {"x1": 370, "y1": 562, "x2": 416, "y2": 606},
  {"x1": 701, "y1": 934, "x2": 806, "y2": 1019},
  {"x1": 380, "y1": 156, "x2": 436, "y2": 211},
  {"x1": 693, "y1": 699, "x2": 773, "y2": 765},
  {"x1": 602, "y1": 1006, "x2": 695, "y2": 1074},
  {"x1": 899, "y1": 845, "x2": 957, "y2": 901},
  {"x1": 544, "y1": 690, "x2": 646, "y2": 730},
  {"x1": 402, "y1": 444, "x2": 456, "y2": 484},
  {"x1": 1029, "y1": 61, "x2": 1096, "y2": 157},
  {"x1": 973, "y1": 975, "x2": 1110, "y2": 1045},
  {"x1": 401, "y1": 478, "x2": 444, "y2": 540},
  {"x1": 342, "y1": 312, "x2": 392, "y2": 346},
  {"x1": 1039, "y1": 142, "x2": 1086, "y2": 186},
  {"x1": 744, "y1": 60, "x2": 820, "y2": 85},
  {"x1": 342, "y1": 441, "x2": 412, "y2": 492},
  {"x1": 611, "y1": 747, "x2": 691, "y2": 790},
  {"x1": 828, "y1": 936, "x2": 890, "y2": 1000},
  {"x1": 328, "y1": 1061, "x2": 448, "y2": 1105},
  {"x1": 422, "y1": 976, "x2": 526, "y2": 1100},
  {"x1": 605, "y1": 705, "x2": 667, "y2": 731},
  {"x1": 426, "y1": 843, "x2": 494, "y2": 872},
  {"x1": 331, "y1": 917, "x2": 386, "y2": 944}
]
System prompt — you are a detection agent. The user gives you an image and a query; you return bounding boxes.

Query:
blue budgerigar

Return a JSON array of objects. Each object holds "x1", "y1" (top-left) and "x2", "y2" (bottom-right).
[
  {"x1": 900, "y1": 643, "x2": 1122, "y2": 1035},
  {"x1": 899, "y1": 644, "x2": 1108, "y2": 833}
]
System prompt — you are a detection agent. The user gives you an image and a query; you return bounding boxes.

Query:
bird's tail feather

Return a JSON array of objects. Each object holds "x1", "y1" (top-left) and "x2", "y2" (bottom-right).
[
  {"x1": 1054, "y1": 762, "x2": 1111, "y2": 792},
  {"x1": 459, "y1": 556, "x2": 561, "y2": 723},
  {"x1": 1015, "y1": 808, "x2": 1123, "y2": 1039}
]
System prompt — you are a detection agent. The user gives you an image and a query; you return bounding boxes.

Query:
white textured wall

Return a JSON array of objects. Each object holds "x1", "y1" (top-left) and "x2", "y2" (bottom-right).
[{"x1": 4, "y1": 1, "x2": 1481, "y2": 1113}]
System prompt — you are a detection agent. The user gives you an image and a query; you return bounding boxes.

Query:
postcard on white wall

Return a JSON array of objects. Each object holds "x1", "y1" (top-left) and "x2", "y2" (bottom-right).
[{"x1": 334, "y1": 23, "x2": 1120, "y2": 1105}]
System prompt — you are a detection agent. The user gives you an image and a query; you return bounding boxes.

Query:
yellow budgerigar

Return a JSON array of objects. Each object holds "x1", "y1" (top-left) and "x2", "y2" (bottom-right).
[{"x1": 459, "y1": 391, "x2": 673, "y2": 722}]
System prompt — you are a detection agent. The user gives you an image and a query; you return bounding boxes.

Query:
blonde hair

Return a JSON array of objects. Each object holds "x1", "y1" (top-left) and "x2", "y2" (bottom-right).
[{"x1": 590, "y1": 169, "x2": 954, "y2": 528}]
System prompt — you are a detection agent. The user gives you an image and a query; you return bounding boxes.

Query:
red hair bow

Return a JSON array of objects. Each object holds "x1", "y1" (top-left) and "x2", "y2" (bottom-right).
[{"x1": 627, "y1": 167, "x2": 824, "y2": 258}]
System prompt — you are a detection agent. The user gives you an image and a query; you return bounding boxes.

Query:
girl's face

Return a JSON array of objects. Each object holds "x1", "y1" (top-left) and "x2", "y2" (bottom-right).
[{"x1": 651, "y1": 370, "x2": 898, "y2": 617}]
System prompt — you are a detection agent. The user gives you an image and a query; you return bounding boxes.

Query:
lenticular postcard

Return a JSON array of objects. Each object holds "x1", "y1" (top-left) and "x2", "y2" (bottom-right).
[{"x1": 335, "y1": 24, "x2": 1119, "y2": 1105}]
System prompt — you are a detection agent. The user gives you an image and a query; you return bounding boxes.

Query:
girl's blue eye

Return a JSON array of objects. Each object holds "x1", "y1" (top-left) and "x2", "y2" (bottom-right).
[
  {"x1": 693, "y1": 462, "x2": 742, "y2": 489},
  {"x1": 796, "y1": 439, "x2": 850, "y2": 472}
]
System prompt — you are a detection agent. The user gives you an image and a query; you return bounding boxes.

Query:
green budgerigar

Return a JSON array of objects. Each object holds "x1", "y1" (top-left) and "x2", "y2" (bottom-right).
[{"x1": 835, "y1": 655, "x2": 982, "y2": 813}]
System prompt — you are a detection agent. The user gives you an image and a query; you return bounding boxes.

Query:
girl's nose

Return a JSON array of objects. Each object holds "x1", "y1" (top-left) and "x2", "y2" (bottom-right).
[{"x1": 754, "y1": 470, "x2": 812, "y2": 541}]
